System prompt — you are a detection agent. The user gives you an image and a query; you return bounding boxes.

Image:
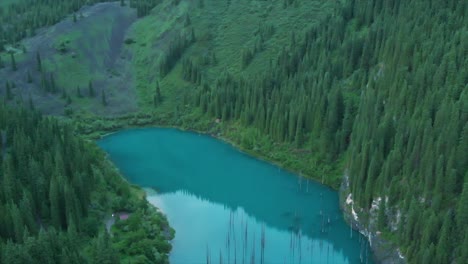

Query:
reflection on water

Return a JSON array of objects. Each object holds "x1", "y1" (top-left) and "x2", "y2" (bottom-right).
[{"x1": 98, "y1": 128, "x2": 373, "y2": 264}]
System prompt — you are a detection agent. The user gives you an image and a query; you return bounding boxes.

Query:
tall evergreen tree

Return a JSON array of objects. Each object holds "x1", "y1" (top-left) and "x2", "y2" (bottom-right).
[
  {"x1": 88, "y1": 81, "x2": 95, "y2": 97},
  {"x1": 36, "y1": 52, "x2": 42, "y2": 72},
  {"x1": 101, "y1": 90, "x2": 107, "y2": 106},
  {"x1": 9, "y1": 53, "x2": 16, "y2": 71}
]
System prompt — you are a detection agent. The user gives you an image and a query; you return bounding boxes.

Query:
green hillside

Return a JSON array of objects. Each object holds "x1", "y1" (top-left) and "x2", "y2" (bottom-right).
[
  {"x1": 0, "y1": 105, "x2": 173, "y2": 263},
  {"x1": 0, "y1": 0, "x2": 467, "y2": 263},
  {"x1": 127, "y1": 0, "x2": 467, "y2": 262},
  {"x1": 127, "y1": 0, "x2": 335, "y2": 108}
]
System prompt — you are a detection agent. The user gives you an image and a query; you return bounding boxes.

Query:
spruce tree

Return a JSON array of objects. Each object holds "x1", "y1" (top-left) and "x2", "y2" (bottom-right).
[
  {"x1": 40, "y1": 73, "x2": 49, "y2": 92},
  {"x1": 10, "y1": 53, "x2": 17, "y2": 71},
  {"x1": 456, "y1": 181, "x2": 468, "y2": 233},
  {"x1": 50, "y1": 73, "x2": 57, "y2": 93},
  {"x1": 61, "y1": 87, "x2": 67, "y2": 99},
  {"x1": 36, "y1": 52, "x2": 42, "y2": 72},
  {"x1": 154, "y1": 82, "x2": 162, "y2": 106},
  {"x1": 49, "y1": 176, "x2": 61, "y2": 229},
  {"x1": 91, "y1": 231, "x2": 119, "y2": 264},
  {"x1": 459, "y1": 230, "x2": 468, "y2": 263},
  {"x1": 5, "y1": 82, "x2": 13, "y2": 101},
  {"x1": 435, "y1": 212, "x2": 452, "y2": 264},
  {"x1": 28, "y1": 95, "x2": 34, "y2": 110},
  {"x1": 101, "y1": 90, "x2": 107, "y2": 106},
  {"x1": 88, "y1": 81, "x2": 95, "y2": 97},
  {"x1": 377, "y1": 198, "x2": 387, "y2": 231},
  {"x1": 27, "y1": 71, "x2": 32, "y2": 83},
  {"x1": 76, "y1": 86, "x2": 82, "y2": 98}
]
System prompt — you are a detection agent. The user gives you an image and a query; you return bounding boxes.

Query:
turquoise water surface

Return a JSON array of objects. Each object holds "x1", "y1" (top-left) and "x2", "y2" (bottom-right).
[{"x1": 98, "y1": 128, "x2": 373, "y2": 264}]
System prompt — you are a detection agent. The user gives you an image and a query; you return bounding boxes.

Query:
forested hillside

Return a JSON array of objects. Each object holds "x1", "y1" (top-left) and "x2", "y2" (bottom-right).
[
  {"x1": 129, "y1": 0, "x2": 466, "y2": 263},
  {"x1": 0, "y1": 0, "x2": 466, "y2": 263},
  {"x1": 0, "y1": 104, "x2": 173, "y2": 263}
]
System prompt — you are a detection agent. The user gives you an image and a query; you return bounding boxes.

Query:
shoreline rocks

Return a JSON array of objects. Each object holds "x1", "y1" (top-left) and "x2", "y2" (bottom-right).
[{"x1": 340, "y1": 174, "x2": 406, "y2": 264}]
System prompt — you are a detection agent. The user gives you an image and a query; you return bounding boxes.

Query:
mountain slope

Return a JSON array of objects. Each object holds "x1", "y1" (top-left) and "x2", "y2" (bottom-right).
[
  {"x1": 0, "y1": 0, "x2": 466, "y2": 263},
  {"x1": 0, "y1": 106, "x2": 173, "y2": 263},
  {"x1": 127, "y1": 0, "x2": 467, "y2": 263}
]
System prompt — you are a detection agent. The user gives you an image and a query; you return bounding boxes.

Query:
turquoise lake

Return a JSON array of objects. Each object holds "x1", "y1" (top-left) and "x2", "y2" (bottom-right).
[{"x1": 98, "y1": 128, "x2": 373, "y2": 264}]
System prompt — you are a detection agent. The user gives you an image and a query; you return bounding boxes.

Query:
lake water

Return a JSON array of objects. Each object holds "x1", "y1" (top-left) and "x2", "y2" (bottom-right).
[{"x1": 98, "y1": 128, "x2": 373, "y2": 264}]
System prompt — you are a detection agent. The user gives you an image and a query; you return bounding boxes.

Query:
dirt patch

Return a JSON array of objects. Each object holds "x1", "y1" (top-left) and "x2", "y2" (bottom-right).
[{"x1": 0, "y1": 2, "x2": 139, "y2": 116}]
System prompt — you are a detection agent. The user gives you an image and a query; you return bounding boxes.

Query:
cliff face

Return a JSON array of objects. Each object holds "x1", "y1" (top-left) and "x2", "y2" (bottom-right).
[{"x1": 340, "y1": 174, "x2": 406, "y2": 264}]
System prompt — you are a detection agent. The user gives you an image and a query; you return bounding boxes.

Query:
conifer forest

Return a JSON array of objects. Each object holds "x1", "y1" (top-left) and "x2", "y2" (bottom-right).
[{"x1": 0, "y1": 0, "x2": 466, "y2": 263}]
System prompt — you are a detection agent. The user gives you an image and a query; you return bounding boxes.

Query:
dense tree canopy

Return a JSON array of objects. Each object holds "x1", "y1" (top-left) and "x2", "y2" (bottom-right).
[
  {"x1": 0, "y1": 104, "x2": 172, "y2": 263},
  {"x1": 0, "y1": 0, "x2": 466, "y2": 263},
  {"x1": 186, "y1": 0, "x2": 467, "y2": 262}
]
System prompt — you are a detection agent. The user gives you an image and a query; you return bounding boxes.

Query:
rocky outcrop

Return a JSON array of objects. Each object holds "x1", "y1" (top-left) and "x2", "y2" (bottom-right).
[{"x1": 340, "y1": 174, "x2": 406, "y2": 264}]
